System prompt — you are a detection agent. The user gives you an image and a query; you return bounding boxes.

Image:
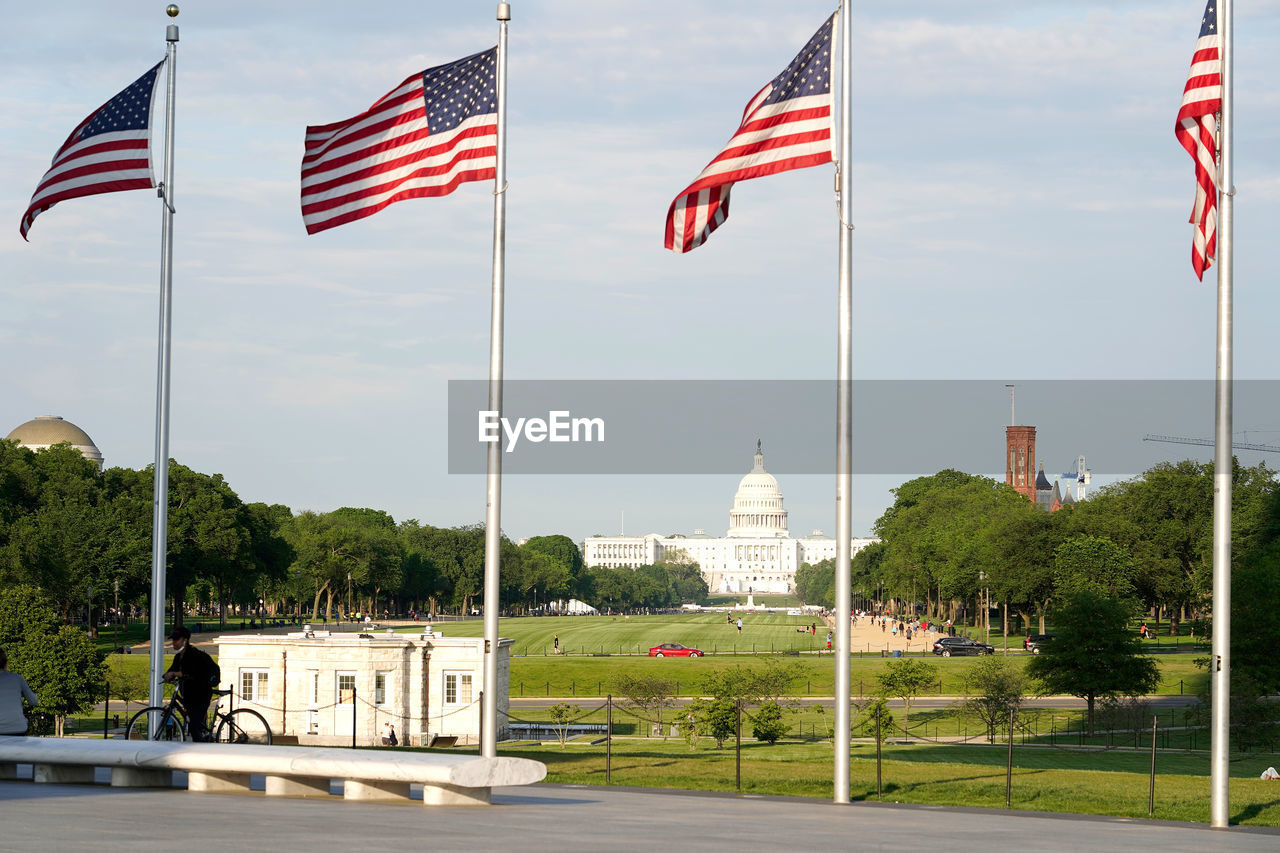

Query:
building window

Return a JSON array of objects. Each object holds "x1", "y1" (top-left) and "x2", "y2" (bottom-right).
[
  {"x1": 444, "y1": 671, "x2": 473, "y2": 705},
  {"x1": 239, "y1": 668, "x2": 269, "y2": 703},
  {"x1": 337, "y1": 672, "x2": 356, "y2": 705},
  {"x1": 375, "y1": 671, "x2": 388, "y2": 705}
]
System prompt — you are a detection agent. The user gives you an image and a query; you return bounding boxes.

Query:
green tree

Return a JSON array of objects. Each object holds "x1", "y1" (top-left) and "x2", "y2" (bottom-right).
[
  {"x1": 875, "y1": 658, "x2": 939, "y2": 734},
  {"x1": 985, "y1": 506, "x2": 1064, "y2": 634},
  {"x1": 0, "y1": 584, "x2": 60, "y2": 650},
  {"x1": 160, "y1": 462, "x2": 255, "y2": 626},
  {"x1": 0, "y1": 585, "x2": 105, "y2": 736},
  {"x1": 683, "y1": 696, "x2": 738, "y2": 748},
  {"x1": 853, "y1": 696, "x2": 898, "y2": 740},
  {"x1": 875, "y1": 471, "x2": 1026, "y2": 621},
  {"x1": 750, "y1": 700, "x2": 787, "y2": 744},
  {"x1": 546, "y1": 702, "x2": 581, "y2": 748},
  {"x1": 17, "y1": 626, "x2": 106, "y2": 736},
  {"x1": 1053, "y1": 535, "x2": 1138, "y2": 603},
  {"x1": 283, "y1": 511, "x2": 400, "y2": 620},
  {"x1": 522, "y1": 534, "x2": 587, "y2": 600},
  {"x1": 795, "y1": 558, "x2": 834, "y2": 608},
  {"x1": 1026, "y1": 590, "x2": 1160, "y2": 733},
  {"x1": 961, "y1": 656, "x2": 1026, "y2": 743},
  {"x1": 659, "y1": 553, "x2": 710, "y2": 605},
  {"x1": 610, "y1": 672, "x2": 677, "y2": 736},
  {"x1": 1079, "y1": 459, "x2": 1276, "y2": 633}
]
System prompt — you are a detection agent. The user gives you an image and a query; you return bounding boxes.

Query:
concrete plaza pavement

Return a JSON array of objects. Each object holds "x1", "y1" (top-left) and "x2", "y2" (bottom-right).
[{"x1": 1, "y1": 770, "x2": 1276, "y2": 853}]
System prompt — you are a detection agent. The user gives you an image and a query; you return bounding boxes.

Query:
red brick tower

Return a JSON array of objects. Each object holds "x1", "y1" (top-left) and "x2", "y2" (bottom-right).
[{"x1": 1005, "y1": 426, "x2": 1036, "y2": 501}]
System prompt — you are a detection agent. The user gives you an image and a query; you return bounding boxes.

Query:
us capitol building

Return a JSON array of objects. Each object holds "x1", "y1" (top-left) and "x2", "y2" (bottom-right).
[{"x1": 582, "y1": 442, "x2": 877, "y2": 594}]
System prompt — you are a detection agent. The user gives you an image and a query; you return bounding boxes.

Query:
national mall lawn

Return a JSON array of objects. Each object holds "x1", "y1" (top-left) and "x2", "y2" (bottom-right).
[
  {"x1": 96, "y1": 611, "x2": 1278, "y2": 825},
  {"x1": 431, "y1": 612, "x2": 1279, "y2": 826}
]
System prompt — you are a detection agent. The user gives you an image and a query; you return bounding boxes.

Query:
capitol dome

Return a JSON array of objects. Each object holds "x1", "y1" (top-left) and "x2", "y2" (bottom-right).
[
  {"x1": 727, "y1": 441, "x2": 788, "y2": 538},
  {"x1": 6, "y1": 416, "x2": 104, "y2": 471}
]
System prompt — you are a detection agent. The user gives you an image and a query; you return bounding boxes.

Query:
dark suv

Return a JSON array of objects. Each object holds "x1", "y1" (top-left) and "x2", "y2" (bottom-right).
[
  {"x1": 1024, "y1": 634, "x2": 1054, "y2": 654},
  {"x1": 931, "y1": 636, "x2": 994, "y2": 657}
]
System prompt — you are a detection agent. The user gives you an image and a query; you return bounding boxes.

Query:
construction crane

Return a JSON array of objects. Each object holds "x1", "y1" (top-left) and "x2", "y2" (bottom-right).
[
  {"x1": 1143, "y1": 434, "x2": 1280, "y2": 453},
  {"x1": 1061, "y1": 455, "x2": 1091, "y2": 501}
]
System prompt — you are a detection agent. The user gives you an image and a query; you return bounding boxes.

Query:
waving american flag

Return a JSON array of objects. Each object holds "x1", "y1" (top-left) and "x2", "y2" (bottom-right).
[
  {"x1": 20, "y1": 61, "x2": 163, "y2": 240},
  {"x1": 665, "y1": 14, "x2": 836, "y2": 253},
  {"x1": 301, "y1": 48, "x2": 498, "y2": 235},
  {"x1": 1175, "y1": 1, "x2": 1222, "y2": 280}
]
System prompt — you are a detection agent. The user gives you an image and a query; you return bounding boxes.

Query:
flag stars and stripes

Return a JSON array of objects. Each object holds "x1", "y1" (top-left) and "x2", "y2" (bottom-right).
[
  {"x1": 664, "y1": 13, "x2": 836, "y2": 253},
  {"x1": 19, "y1": 60, "x2": 163, "y2": 239},
  {"x1": 301, "y1": 46, "x2": 499, "y2": 234},
  {"x1": 1175, "y1": 0, "x2": 1222, "y2": 279}
]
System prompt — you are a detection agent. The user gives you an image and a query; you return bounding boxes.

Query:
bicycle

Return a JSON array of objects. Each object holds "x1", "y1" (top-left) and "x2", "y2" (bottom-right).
[{"x1": 125, "y1": 685, "x2": 273, "y2": 744}]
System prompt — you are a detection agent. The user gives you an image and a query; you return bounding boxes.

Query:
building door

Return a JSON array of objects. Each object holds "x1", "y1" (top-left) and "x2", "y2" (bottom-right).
[{"x1": 334, "y1": 671, "x2": 356, "y2": 736}]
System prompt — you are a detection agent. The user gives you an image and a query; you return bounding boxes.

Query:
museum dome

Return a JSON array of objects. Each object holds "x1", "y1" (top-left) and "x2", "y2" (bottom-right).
[
  {"x1": 6, "y1": 416, "x2": 104, "y2": 470},
  {"x1": 727, "y1": 441, "x2": 788, "y2": 538}
]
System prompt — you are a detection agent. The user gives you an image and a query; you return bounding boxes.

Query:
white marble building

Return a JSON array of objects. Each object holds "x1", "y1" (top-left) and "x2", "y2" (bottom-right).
[
  {"x1": 582, "y1": 443, "x2": 877, "y2": 594},
  {"x1": 214, "y1": 628, "x2": 510, "y2": 747}
]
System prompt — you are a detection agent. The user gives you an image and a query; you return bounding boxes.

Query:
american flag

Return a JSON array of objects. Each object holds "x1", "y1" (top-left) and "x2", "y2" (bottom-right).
[
  {"x1": 301, "y1": 48, "x2": 498, "y2": 235},
  {"x1": 665, "y1": 14, "x2": 836, "y2": 253},
  {"x1": 1175, "y1": 0, "x2": 1222, "y2": 280},
  {"x1": 20, "y1": 61, "x2": 164, "y2": 241}
]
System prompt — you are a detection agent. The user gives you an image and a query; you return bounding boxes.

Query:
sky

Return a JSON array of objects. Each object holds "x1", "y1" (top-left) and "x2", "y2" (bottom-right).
[{"x1": 4, "y1": 0, "x2": 1280, "y2": 546}]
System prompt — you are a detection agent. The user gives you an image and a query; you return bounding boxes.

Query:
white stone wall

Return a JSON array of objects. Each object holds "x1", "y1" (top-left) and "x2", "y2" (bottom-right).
[{"x1": 215, "y1": 631, "x2": 510, "y2": 747}]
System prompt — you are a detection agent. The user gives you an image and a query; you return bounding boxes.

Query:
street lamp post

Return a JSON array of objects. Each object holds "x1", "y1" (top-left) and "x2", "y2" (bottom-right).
[{"x1": 978, "y1": 571, "x2": 989, "y2": 645}]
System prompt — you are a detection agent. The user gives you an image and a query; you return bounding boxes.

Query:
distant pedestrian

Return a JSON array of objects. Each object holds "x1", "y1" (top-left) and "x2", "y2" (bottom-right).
[
  {"x1": 553, "y1": 634, "x2": 560, "y2": 653},
  {"x1": 737, "y1": 618, "x2": 743, "y2": 634},
  {"x1": 825, "y1": 632, "x2": 832, "y2": 650}
]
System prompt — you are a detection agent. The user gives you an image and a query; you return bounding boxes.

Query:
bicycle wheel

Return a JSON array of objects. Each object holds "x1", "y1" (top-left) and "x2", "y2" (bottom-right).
[
  {"x1": 215, "y1": 708, "x2": 273, "y2": 745},
  {"x1": 125, "y1": 706, "x2": 188, "y2": 741}
]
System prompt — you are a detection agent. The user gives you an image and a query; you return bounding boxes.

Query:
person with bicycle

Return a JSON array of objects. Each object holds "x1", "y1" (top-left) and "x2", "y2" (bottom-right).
[{"x1": 162, "y1": 626, "x2": 220, "y2": 742}]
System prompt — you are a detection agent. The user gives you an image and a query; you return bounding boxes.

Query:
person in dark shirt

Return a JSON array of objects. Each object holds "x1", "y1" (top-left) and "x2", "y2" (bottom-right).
[{"x1": 162, "y1": 626, "x2": 220, "y2": 741}]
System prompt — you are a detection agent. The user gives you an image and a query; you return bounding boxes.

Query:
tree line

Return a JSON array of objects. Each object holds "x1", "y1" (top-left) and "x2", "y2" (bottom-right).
[
  {"x1": 0, "y1": 440, "x2": 710, "y2": 630},
  {"x1": 795, "y1": 460, "x2": 1279, "y2": 638}
]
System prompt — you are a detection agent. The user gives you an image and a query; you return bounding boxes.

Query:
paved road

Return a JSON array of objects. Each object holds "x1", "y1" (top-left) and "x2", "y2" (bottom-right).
[{"x1": 0, "y1": 770, "x2": 1275, "y2": 853}]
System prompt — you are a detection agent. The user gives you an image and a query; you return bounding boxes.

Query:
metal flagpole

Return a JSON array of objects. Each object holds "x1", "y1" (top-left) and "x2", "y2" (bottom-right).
[
  {"x1": 147, "y1": 4, "x2": 180, "y2": 725},
  {"x1": 833, "y1": 0, "x2": 853, "y2": 805},
  {"x1": 1209, "y1": 0, "x2": 1233, "y2": 828},
  {"x1": 481, "y1": 1, "x2": 510, "y2": 760}
]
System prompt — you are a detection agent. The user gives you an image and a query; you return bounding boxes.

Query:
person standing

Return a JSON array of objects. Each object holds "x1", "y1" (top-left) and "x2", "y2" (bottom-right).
[
  {"x1": 0, "y1": 648, "x2": 39, "y2": 736},
  {"x1": 553, "y1": 634, "x2": 560, "y2": 654},
  {"x1": 162, "y1": 626, "x2": 220, "y2": 742},
  {"x1": 736, "y1": 618, "x2": 743, "y2": 635}
]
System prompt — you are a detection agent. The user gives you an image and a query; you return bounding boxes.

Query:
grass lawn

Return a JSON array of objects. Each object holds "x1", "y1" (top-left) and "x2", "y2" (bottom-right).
[
  {"x1": 75, "y1": 613, "x2": 1273, "y2": 826},
  {"x1": 490, "y1": 737, "x2": 1280, "y2": 826}
]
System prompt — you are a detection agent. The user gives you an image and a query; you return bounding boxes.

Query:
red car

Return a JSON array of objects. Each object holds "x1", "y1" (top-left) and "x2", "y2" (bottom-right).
[{"x1": 648, "y1": 643, "x2": 703, "y2": 658}]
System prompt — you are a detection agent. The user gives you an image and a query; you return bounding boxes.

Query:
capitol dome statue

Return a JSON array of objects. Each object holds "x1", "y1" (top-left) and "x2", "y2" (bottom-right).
[
  {"x1": 6, "y1": 416, "x2": 104, "y2": 471},
  {"x1": 727, "y1": 440, "x2": 788, "y2": 538}
]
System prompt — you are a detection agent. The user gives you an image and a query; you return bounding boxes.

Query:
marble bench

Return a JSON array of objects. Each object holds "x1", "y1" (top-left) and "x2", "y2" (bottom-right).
[{"x1": 0, "y1": 737, "x2": 545, "y2": 806}]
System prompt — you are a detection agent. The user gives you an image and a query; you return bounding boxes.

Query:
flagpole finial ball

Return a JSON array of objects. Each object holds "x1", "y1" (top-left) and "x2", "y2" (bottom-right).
[{"x1": 166, "y1": 4, "x2": 179, "y2": 17}]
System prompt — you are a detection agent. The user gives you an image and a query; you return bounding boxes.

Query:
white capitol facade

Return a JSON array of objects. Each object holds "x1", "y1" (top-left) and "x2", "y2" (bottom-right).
[{"x1": 582, "y1": 443, "x2": 877, "y2": 594}]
